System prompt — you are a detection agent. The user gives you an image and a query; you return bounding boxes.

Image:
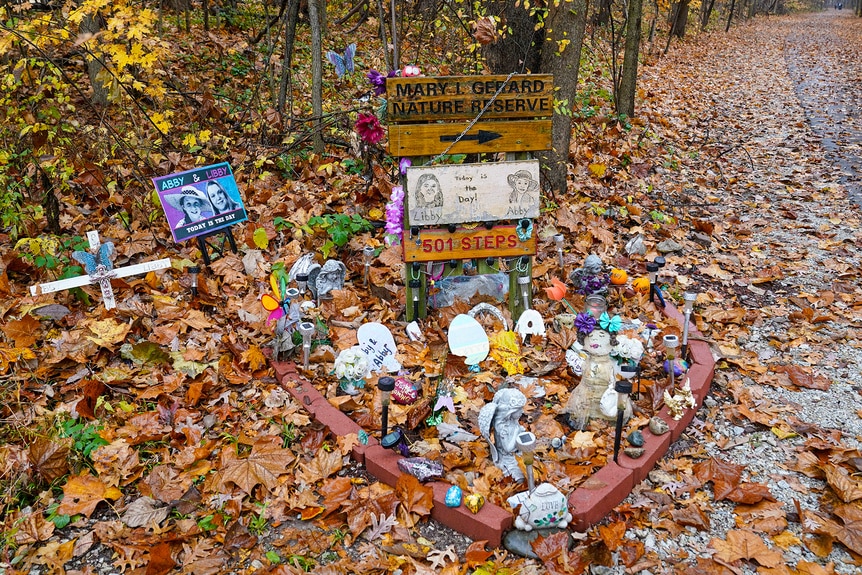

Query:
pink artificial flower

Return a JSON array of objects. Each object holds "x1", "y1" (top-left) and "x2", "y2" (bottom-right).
[{"x1": 355, "y1": 113, "x2": 385, "y2": 144}]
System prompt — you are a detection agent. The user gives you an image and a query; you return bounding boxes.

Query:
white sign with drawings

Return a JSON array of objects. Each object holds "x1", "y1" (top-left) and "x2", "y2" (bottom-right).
[{"x1": 405, "y1": 160, "x2": 540, "y2": 226}]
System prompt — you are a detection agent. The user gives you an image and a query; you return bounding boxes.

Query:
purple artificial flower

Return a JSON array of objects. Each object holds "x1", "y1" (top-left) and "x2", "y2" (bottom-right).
[
  {"x1": 399, "y1": 157, "x2": 412, "y2": 175},
  {"x1": 355, "y1": 113, "x2": 385, "y2": 144},
  {"x1": 575, "y1": 312, "x2": 597, "y2": 335},
  {"x1": 367, "y1": 69, "x2": 387, "y2": 95},
  {"x1": 384, "y1": 185, "x2": 404, "y2": 244}
]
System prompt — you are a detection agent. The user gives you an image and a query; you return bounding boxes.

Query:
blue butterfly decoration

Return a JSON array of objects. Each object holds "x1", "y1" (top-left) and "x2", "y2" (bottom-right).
[
  {"x1": 326, "y1": 43, "x2": 356, "y2": 78},
  {"x1": 73, "y1": 241, "x2": 115, "y2": 274}
]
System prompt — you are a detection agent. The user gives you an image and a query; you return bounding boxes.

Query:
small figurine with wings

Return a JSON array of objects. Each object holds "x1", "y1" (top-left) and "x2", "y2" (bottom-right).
[{"x1": 477, "y1": 387, "x2": 527, "y2": 481}]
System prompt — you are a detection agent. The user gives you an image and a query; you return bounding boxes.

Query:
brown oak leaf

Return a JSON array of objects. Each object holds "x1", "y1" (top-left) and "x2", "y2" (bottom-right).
[{"x1": 147, "y1": 542, "x2": 176, "y2": 575}]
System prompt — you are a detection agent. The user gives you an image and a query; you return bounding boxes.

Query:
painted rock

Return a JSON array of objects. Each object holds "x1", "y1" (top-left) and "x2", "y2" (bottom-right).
[
  {"x1": 357, "y1": 322, "x2": 402, "y2": 373},
  {"x1": 392, "y1": 377, "x2": 418, "y2": 405},
  {"x1": 448, "y1": 314, "x2": 490, "y2": 365},
  {"x1": 397, "y1": 457, "x2": 443, "y2": 482},
  {"x1": 464, "y1": 493, "x2": 485, "y2": 514},
  {"x1": 663, "y1": 358, "x2": 689, "y2": 377},
  {"x1": 445, "y1": 485, "x2": 462, "y2": 508},
  {"x1": 627, "y1": 430, "x2": 645, "y2": 447}
]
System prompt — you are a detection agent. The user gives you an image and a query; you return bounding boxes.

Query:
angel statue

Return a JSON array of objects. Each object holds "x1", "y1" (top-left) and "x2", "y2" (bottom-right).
[{"x1": 478, "y1": 388, "x2": 528, "y2": 482}]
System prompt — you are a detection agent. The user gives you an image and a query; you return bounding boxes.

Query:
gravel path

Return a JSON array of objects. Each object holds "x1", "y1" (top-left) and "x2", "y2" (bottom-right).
[{"x1": 628, "y1": 10, "x2": 862, "y2": 574}]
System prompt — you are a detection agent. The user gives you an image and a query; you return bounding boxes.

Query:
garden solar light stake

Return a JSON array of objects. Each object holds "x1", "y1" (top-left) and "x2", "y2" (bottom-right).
[
  {"x1": 613, "y1": 373, "x2": 634, "y2": 463},
  {"x1": 298, "y1": 321, "x2": 316, "y2": 372},
  {"x1": 363, "y1": 245, "x2": 375, "y2": 286},
  {"x1": 664, "y1": 334, "x2": 680, "y2": 391},
  {"x1": 553, "y1": 233, "x2": 565, "y2": 270},
  {"x1": 682, "y1": 291, "x2": 697, "y2": 359},
  {"x1": 378, "y1": 376, "x2": 396, "y2": 438}
]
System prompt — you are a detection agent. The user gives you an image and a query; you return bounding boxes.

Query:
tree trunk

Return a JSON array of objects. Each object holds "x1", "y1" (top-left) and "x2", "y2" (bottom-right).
[
  {"x1": 593, "y1": 0, "x2": 612, "y2": 26},
  {"x1": 700, "y1": 0, "x2": 716, "y2": 29},
  {"x1": 481, "y1": 0, "x2": 588, "y2": 195},
  {"x1": 535, "y1": 0, "x2": 590, "y2": 195},
  {"x1": 81, "y1": 14, "x2": 109, "y2": 106},
  {"x1": 376, "y1": 0, "x2": 391, "y2": 71},
  {"x1": 616, "y1": 0, "x2": 643, "y2": 118},
  {"x1": 308, "y1": 0, "x2": 324, "y2": 153},
  {"x1": 481, "y1": 1, "x2": 543, "y2": 74},
  {"x1": 671, "y1": 0, "x2": 690, "y2": 37},
  {"x1": 277, "y1": 0, "x2": 302, "y2": 114},
  {"x1": 725, "y1": 0, "x2": 736, "y2": 31}
]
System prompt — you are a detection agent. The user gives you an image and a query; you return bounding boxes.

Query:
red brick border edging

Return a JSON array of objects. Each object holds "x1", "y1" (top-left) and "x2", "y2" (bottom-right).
[{"x1": 270, "y1": 302, "x2": 714, "y2": 546}]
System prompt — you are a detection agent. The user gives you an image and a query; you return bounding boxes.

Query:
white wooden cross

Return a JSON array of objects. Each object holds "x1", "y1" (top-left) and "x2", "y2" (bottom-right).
[{"x1": 29, "y1": 231, "x2": 171, "y2": 310}]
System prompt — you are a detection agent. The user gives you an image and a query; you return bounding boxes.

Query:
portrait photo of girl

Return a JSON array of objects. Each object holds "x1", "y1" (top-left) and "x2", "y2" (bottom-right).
[
  {"x1": 164, "y1": 186, "x2": 214, "y2": 228},
  {"x1": 206, "y1": 179, "x2": 241, "y2": 215}
]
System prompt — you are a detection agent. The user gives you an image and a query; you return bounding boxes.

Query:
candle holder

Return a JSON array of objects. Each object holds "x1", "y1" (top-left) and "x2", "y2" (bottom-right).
[
  {"x1": 583, "y1": 294, "x2": 607, "y2": 319},
  {"x1": 378, "y1": 376, "x2": 396, "y2": 438},
  {"x1": 553, "y1": 234, "x2": 565, "y2": 271},
  {"x1": 682, "y1": 291, "x2": 697, "y2": 359},
  {"x1": 613, "y1": 376, "x2": 633, "y2": 463},
  {"x1": 188, "y1": 266, "x2": 200, "y2": 298},
  {"x1": 298, "y1": 321, "x2": 316, "y2": 371},
  {"x1": 517, "y1": 275, "x2": 531, "y2": 311},
  {"x1": 516, "y1": 431, "x2": 537, "y2": 492},
  {"x1": 663, "y1": 334, "x2": 680, "y2": 391},
  {"x1": 363, "y1": 246, "x2": 375, "y2": 286}
]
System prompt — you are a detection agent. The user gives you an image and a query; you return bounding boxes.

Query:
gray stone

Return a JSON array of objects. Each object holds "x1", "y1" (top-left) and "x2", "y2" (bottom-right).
[
  {"x1": 690, "y1": 232, "x2": 712, "y2": 247},
  {"x1": 503, "y1": 528, "x2": 568, "y2": 559},
  {"x1": 648, "y1": 469, "x2": 674, "y2": 485},
  {"x1": 656, "y1": 238, "x2": 684, "y2": 253},
  {"x1": 624, "y1": 447, "x2": 645, "y2": 459},
  {"x1": 627, "y1": 430, "x2": 645, "y2": 447},
  {"x1": 649, "y1": 416, "x2": 670, "y2": 435}
]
